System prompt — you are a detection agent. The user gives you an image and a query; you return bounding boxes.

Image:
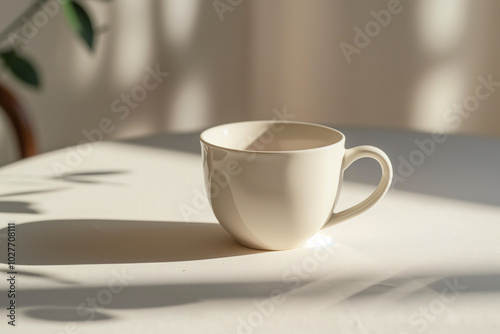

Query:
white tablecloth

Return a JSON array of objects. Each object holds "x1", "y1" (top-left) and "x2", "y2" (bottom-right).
[{"x1": 1, "y1": 128, "x2": 499, "y2": 333}]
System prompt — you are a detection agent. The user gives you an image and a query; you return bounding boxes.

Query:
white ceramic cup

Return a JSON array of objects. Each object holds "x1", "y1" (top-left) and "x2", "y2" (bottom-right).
[{"x1": 200, "y1": 121, "x2": 393, "y2": 251}]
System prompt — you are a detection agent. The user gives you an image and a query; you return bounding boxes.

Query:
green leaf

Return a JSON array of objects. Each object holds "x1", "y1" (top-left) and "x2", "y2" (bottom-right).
[
  {"x1": 1, "y1": 51, "x2": 40, "y2": 87},
  {"x1": 62, "y1": 0, "x2": 94, "y2": 50}
]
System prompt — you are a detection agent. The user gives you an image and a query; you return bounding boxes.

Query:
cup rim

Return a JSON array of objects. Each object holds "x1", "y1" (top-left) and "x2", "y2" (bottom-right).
[{"x1": 200, "y1": 120, "x2": 345, "y2": 154}]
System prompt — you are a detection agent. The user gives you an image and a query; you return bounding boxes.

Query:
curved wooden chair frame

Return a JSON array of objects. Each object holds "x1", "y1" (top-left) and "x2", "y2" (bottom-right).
[{"x1": 0, "y1": 83, "x2": 37, "y2": 158}]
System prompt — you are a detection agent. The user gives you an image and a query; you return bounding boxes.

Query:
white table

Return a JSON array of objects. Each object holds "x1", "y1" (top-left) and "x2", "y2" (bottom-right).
[{"x1": 1, "y1": 127, "x2": 499, "y2": 333}]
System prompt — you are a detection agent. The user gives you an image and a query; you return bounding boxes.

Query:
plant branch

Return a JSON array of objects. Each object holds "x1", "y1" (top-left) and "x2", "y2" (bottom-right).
[{"x1": 0, "y1": 0, "x2": 51, "y2": 44}]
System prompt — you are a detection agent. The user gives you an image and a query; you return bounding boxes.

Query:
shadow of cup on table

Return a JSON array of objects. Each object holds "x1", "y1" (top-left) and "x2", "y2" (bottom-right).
[{"x1": 0, "y1": 219, "x2": 260, "y2": 265}]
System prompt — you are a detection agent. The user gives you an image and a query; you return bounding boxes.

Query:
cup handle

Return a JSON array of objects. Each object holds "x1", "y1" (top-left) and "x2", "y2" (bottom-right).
[{"x1": 323, "y1": 145, "x2": 393, "y2": 229}]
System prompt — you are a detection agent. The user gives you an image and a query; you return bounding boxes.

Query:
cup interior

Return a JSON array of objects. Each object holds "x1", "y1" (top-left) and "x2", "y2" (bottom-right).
[{"x1": 200, "y1": 121, "x2": 344, "y2": 152}]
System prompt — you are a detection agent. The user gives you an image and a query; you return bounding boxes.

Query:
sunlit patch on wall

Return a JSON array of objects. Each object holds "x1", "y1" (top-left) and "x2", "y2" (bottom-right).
[
  {"x1": 162, "y1": 0, "x2": 201, "y2": 51},
  {"x1": 415, "y1": 0, "x2": 470, "y2": 57},
  {"x1": 111, "y1": 1, "x2": 153, "y2": 86},
  {"x1": 168, "y1": 72, "x2": 210, "y2": 130},
  {"x1": 410, "y1": 62, "x2": 466, "y2": 131}
]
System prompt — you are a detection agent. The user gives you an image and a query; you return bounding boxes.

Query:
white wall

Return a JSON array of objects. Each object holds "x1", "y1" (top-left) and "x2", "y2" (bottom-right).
[{"x1": 1, "y1": 0, "x2": 499, "y2": 166}]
